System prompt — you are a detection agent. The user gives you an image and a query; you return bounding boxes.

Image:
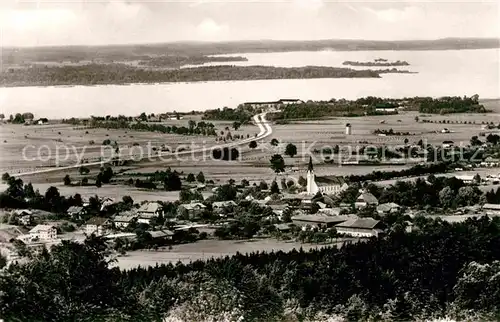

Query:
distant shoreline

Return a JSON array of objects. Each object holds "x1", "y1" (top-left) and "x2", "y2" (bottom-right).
[{"x1": 0, "y1": 64, "x2": 419, "y2": 88}]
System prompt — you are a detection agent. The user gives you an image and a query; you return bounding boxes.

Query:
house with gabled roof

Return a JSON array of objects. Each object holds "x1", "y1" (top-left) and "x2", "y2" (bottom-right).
[
  {"x1": 177, "y1": 202, "x2": 206, "y2": 219},
  {"x1": 335, "y1": 218, "x2": 385, "y2": 237},
  {"x1": 85, "y1": 217, "x2": 111, "y2": 236},
  {"x1": 137, "y1": 202, "x2": 163, "y2": 224},
  {"x1": 28, "y1": 225, "x2": 57, "y2": 241},
  {"x1": 355, "y1": 191, "x2": 379, "y2": 209}
]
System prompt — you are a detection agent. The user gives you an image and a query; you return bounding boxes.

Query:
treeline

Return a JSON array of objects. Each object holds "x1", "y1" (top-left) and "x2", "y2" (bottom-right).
[
  {"x1": 88, "y1": 118, "x2": 217, "y2": 136},
  {"x1": 138, "y1": 55, "x2": 248, "y2": 68},
  {"x1": 125, "y1": 168, "x2": 183, "y2": 191},
  {"x1": 0, "y1": 176, "x2": 96, "y2": 216},
  {"x1": 270, "y1": 96, "x2": 487, "y2": 120},
  {"x1": 0, "y1": 64, "x2": 388, "y2": 87},
  {"x1": 343, "y1": 60, "x2": 410, "y2": 66},
  {"x1": 365, "y1": 175, "x2": 482, "y2": 208},
  {"x1": 3, "y1": 217, "x2": 500, "y2": 321},
  {"x1": 347, "y1": 162, "x2": 451, "y2": 182},
  {"x1": 202, "y1": 106, "x2": 254, "y2": 123},
  {"x1": 271, "y1": 102, "x2": 398, "y2": 120},
  {"x1": 415, "y1": 95, "x2": 486, "y2": 114}
]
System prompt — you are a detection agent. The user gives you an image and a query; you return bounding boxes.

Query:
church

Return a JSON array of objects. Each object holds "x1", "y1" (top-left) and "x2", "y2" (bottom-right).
[{"x1": 306, "y1": 157, "x2": 349, "y2": 196}]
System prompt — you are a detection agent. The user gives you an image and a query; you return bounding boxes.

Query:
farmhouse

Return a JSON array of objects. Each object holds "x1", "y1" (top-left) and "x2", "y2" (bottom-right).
[
  {"x1": 212, "y1": 201, "x2": 237, "y2": 213},
  {"x1": 242, "y1": 99, "x2": 303, "y2": 109},
  {"x1": 177, "y1": 202, "x2": 206, "y2": 219},
  {"x1": 377, "y1": 202, "x2": 401, "y2": 215},
  {"x1": 36, "y1": 118, "x2": 49, "y2": 125},
  {"x1": 100, "y1": 198, "x2": 115, "y2": 212},
  {"x1": 67, "y1": 206, "x2": 86, "y2": 219},
  {"x1": 355, "y1": 192, "x2": 379, "y2": 209},
  {"x1": 28, "y1": 225, "x2": 57, "y2": 241},
  {"x1": 335, "y1": 218, "x2": 385, "y2": 238},
  {"x1": 113, "y1": 211, "x2": 138, "y2": 228},
  {"x1": 278, "y1": 99, "x2": 304, "y2": 105},
  {"x1": 85, "y1": 217, "x2": 111, "y2": 236},
  {"x1": 454, "y1": 175, "x2": 477, "y2": 184},
  {"x1": 291, "y1": 214, "x2": 355, "y2": 229},
  {"x1": 148, "y1": 230, "x2": 174, "y2": 240},
  {"x1": 138, "y1": 202, "x2": 163, "y2": 224}
]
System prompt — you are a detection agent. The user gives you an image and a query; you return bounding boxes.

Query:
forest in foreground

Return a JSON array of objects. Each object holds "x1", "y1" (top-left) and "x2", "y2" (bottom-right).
[{"x1": 1, "y1": 216, "x2": 500, "y2": 321}]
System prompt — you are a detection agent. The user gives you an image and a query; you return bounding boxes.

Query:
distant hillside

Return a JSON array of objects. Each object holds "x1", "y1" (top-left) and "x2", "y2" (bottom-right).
[{"x1": 2, "y1": 38, "x2": 499, "y2": 65}]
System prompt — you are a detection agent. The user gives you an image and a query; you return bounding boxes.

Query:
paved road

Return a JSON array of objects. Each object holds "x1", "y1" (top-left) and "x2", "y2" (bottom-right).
[{"x1": 14, "y1": 112, "x2": 273, "y2": 177}]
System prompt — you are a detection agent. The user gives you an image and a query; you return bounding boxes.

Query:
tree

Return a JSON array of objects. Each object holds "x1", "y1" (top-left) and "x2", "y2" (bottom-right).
[
  {"x1": 270, "y1": 180, "x2": 280, "y2": 194},
  {"x1": 298, "y1": 176, "x2": 307, "y2": 187},
  {"x1": 196, "y1": 171, "x2": 205, "y2": 183},
  {"x1": 270, "y1": 138, "x2": 279, "y2": 146},
  {"x1": 0, "y1": 238, "x2": 121, "y2": 322},
  {"x1": 79, "y1": 166, "x2": 90, "y2": 175},
  {"x1": 439, "y1": 186, "x2": 454, "y2": 208},
  {"x1": 164, "y1": 172, "x2": 182, "y2": 191},
  {"x1": 259, "y1": 181, "x2": 268, "y2": 190},
  {"x1": 180, "y1": 189, "x2": 203, "y2": 203},
  {"x1": 269, "y1": 154, "x2": 285, "y2": 174},
  {"x1": 100, "y1": 166, "x2": 114, "y2": 184},
  {"x1": 95, "y1": 176, "x2": 102, "y2": 188},
  {"x1": 487, "y1": 134, "x2": 500, "y2": 145},
  {"x1": 470, "y1": 136, "x2": 482, "y2": 146},
  {"x1": 63, "y1": 175, "x2": 71, "y2": 186},
  {"x1": 232, "y1": 121, "x2": 241, "y2": 131},
  {"x1": 249, "y1": 140, "x2": 258, "y2": 149},
  {"x1": 1, "y1": 172, "x2": 10, "y2": 182},
  {"x1": 186, "y1": 173, "x2": 195, "y2": 183},
  {"x1": 122, "y1": 195, "x2": 133, "y2": 205},
  {"x1": 216, "y1": 184, "x2": 238, "y2": 201},
  {"x1": 12, "y1": 113, "x2": 25, "y2": 124},
  {"x1": 284, "y1": 143, "x2": 298, "y2": 158}
]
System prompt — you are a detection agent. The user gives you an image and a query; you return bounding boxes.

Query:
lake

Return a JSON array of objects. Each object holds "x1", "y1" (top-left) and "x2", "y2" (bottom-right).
[{"x1": 0, "y1": 49, "x2": 498, "y2": 119}]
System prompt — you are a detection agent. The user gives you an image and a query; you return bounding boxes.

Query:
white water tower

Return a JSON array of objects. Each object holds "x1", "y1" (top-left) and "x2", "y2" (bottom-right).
[{"x1": 345, "y1": 123, "x2": 352, "y2": 135}]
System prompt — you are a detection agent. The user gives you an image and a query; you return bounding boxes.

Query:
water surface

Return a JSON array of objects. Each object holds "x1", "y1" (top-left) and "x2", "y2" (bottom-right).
[{"x1": 0, "y1": 49, "x2": 498, "y2": 119}]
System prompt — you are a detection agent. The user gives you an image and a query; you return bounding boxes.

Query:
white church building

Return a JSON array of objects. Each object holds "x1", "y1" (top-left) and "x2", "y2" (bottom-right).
[{"x1": 306, "y1": 157, "x2": 349, "y2": 196}]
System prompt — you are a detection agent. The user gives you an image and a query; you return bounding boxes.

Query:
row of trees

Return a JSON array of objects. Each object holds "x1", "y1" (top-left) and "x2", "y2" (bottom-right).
[
  {"x1": 347, "y1": 162, "x2": 451, "y2": 182},
  {"x1": 3, "y1": 216, "x2": 500, "y2": 321},
  {"x1": 202, "y1": 106, "x2": 253, "y2": 123},
  {"x1": 87, "y1": 118, "x2": 218, "y2": 136},
  {"x1": 417, "y1": 95, "x2": 485, "y2": 114}
]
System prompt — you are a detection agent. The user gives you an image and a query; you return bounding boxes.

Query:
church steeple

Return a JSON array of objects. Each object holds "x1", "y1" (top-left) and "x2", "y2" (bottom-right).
[
  {"x1": 308, "y1": 156, "x2": 314, "y2": 172},
  {"x1": 306, "y1": 156, "x2": 319, "y2": 195}
]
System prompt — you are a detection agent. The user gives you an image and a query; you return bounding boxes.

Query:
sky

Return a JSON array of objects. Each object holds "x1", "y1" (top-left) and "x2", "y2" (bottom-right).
[{"x1": 0, "y1": 0, "x2": 499, "y2": 47}]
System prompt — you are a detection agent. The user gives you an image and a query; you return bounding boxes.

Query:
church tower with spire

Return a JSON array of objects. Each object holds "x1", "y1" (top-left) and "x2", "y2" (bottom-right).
[{"x1": 306, "y1": 156, "x2": 319, "y2": 195}]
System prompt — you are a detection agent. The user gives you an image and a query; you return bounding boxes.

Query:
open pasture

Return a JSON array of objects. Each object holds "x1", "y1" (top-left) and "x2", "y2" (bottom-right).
[{"x1": 115, "y1": 238, "x2": 345, "y2": 269}]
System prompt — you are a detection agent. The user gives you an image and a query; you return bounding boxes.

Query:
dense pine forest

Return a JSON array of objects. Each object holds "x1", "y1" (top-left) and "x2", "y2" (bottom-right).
[{"x1": 1, "y1": 216, "x2": 500, "y2": 321}]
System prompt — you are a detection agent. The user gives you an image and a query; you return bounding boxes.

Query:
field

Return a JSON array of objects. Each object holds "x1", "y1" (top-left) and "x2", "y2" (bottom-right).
[
  {"x1": 1, "y1": 99, "x2": 500, "y2": 201},
  {"x1": 114, "y1": 238, "x2": 346, "y2": 270}
]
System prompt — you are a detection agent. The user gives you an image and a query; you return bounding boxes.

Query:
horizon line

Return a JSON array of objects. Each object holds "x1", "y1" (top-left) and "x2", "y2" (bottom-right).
[{"x1": 3, "y1": 37, "x2": 500, "y2": 50}]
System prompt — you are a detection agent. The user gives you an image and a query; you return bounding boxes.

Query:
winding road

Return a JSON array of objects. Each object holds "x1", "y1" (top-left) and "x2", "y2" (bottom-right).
[{"x1": 13, "y1": 112, "x2": 273, "y2": 177}]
